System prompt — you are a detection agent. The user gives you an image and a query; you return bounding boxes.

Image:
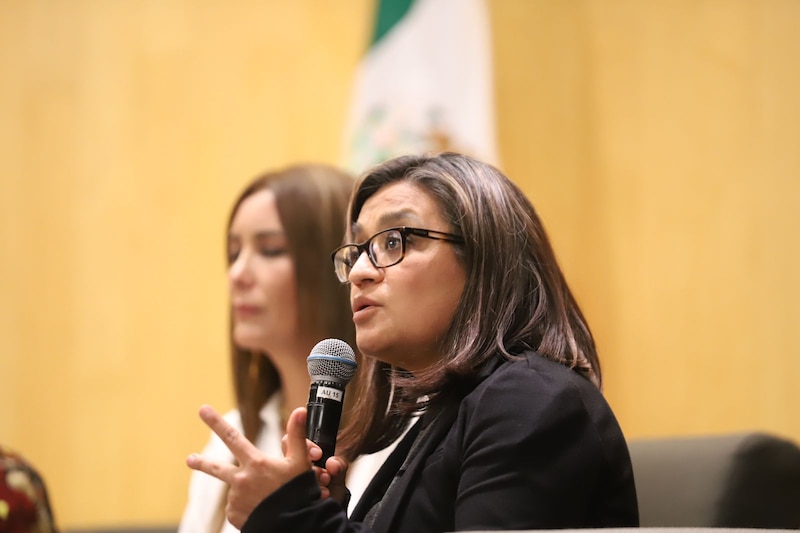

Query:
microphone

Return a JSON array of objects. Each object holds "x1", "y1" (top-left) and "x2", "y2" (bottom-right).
[{"x1": 306, "y1": 338, "x2": 357, "y2": 467}]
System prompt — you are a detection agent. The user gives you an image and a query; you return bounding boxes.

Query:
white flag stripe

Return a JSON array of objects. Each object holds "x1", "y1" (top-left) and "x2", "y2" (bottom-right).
[{"x1": 343, "y1": 0, "x2": 498, "y2": 174}]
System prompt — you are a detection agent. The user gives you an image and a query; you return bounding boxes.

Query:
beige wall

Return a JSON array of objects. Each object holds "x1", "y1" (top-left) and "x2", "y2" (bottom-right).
[
  {"x1": 492, "y1": 0, "x2": 800, "y2": 441},
  {"x1": 1, "y1": 0, "x2": 797, "y2": 529}
]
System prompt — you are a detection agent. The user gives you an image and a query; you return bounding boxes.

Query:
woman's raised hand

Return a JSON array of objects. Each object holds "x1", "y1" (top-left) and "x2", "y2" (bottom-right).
[{"x1": 186, "y1": 405, "x2": 320, "y2": 528}]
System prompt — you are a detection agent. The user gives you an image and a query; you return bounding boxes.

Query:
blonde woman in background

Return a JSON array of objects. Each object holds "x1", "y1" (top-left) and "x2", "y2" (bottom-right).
[{"x1": 179, "y1": 164, "x2": 388, "y2": 532}]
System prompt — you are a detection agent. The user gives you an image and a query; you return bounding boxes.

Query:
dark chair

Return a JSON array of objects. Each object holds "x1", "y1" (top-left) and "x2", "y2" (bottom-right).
[{"x1": 628, "y1": 432, "x2": 800, "y2": 528}]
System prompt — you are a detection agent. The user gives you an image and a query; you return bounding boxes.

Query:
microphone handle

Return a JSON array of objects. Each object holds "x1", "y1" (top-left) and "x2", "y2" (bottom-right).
[{"x1": 306, "y1": 380, "x2": 346, "y2": 467}]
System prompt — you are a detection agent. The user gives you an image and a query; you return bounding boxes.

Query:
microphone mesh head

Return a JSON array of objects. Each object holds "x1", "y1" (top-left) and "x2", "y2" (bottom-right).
[{"x1": 307, "y1": 338, "x2": 357, "y2": 383}]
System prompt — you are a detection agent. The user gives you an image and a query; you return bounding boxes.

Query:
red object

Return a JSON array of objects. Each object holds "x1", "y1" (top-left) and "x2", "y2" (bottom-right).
[{"x1": 0, "y1": 445, "x2": 57, "y2": 533}]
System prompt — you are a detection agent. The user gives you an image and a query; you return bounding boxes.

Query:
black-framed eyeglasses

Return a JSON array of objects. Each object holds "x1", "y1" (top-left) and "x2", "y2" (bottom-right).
[{"x1": 331, "y1": 226, "x2": 464, "y2": 283}]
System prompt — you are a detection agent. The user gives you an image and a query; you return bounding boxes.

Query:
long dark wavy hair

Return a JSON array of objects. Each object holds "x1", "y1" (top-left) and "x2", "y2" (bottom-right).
[{"x1": 336, "y1": 152, "x2": 600, "y2": 459}]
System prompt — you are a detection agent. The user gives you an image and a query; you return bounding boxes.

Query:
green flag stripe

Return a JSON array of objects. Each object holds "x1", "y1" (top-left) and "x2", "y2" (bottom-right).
[{"x1": 370, "y1": 0, "x2": 415, "y2": 46}]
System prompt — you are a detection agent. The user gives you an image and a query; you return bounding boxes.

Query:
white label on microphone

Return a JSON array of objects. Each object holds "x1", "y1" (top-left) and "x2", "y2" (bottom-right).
[{"x1": 317, "y1": 386, "x2": 343, "y2": 402}]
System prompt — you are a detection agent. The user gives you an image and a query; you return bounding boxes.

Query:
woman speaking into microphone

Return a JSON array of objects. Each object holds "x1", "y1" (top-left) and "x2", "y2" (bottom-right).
[{"x1": 187, "y1": 152, "x2": 639, "y2": 532}]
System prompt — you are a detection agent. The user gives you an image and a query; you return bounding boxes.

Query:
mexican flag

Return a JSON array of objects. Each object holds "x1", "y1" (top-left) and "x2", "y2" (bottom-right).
[{"x1": 342, "y1": 0, "x2": 498, "y2": 175}]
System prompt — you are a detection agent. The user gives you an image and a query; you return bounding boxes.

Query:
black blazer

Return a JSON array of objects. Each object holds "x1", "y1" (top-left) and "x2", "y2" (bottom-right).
[{"x1": 243, "y1": 351, "x2": 639, "y2": 532}]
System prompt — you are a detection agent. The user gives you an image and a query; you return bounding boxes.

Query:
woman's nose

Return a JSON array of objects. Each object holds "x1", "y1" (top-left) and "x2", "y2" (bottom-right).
[
  {"x1": 348, "y1": 250, "x2": 381, "y2": 284},
  {"x1": 228, "y1": 252, "x2": 254, "y2": 286}
]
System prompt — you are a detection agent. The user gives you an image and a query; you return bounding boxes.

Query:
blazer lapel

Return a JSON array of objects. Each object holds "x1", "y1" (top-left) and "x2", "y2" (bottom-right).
[
  {"x1": 350, "y1": 419, "x2": 422, "y2": 521},
  {"x1": 369, "y1": 401, "x2": 460, "y2": 533}
]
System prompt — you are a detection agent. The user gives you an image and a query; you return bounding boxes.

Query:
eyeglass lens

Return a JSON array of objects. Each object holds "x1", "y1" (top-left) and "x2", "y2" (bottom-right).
[{"x1": 334, "y1": 228, "x2": 405, "y2": 281}]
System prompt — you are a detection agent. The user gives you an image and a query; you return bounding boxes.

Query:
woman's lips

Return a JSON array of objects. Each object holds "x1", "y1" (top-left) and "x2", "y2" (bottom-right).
[
  {"x1": 353, "y1": 305, "x2": 377, "y2": 323},
  {"x1": 352, "y1": 297, "x2": 378, "y2": 323},
  {"x1": 233, "y1": 304, "x2": 261, "y2": 318}
]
